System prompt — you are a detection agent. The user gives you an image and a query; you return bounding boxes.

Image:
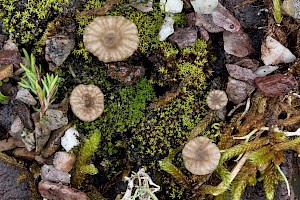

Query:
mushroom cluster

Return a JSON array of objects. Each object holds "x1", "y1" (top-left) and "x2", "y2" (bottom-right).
[
  {"x1": 182, "y1": 136, "x2": 220, "y2": 175},
  {"x1": 69, "y1": 84, "x2": 104, "y2": 122},
  {"x1": 83, "y1": 16, "x2": 139, "y2": 62}
]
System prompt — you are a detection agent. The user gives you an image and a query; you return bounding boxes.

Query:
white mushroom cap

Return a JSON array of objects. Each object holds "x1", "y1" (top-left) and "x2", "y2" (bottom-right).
[
  {"x1": 70, "y1": 84, "x2": 104, "y2": 122},
  {"x1": 182, "y1": 136, "x2": 220, "y2": 175},
  {"x1": 206, "y1": 90, "x2": 228, "y2": 110},
  {"x1": 83, "y1": 16, "x2": 139, "y2": 62}
]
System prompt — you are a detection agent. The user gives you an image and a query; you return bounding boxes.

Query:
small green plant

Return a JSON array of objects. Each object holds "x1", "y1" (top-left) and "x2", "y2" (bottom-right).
[
  {"x1": 18, "y1": 49, "x2": 58, "y2": 118},
  {"x1": 273, "y1": 0, "x2": 282, "y2": 24},
  {"x1": 0, "y1": 91, "x2": 9, "y2": 102},
  {"x1": 72, "y1": 129, "x2": 101, "y2": 187}
]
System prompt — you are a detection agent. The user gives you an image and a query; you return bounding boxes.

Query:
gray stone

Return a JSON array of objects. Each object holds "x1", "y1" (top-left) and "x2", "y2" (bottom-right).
[
  {"x1": 41, "y1": 165, "x2": 71, "y2": 184},
  {"x1": 16, "y1": 88, "x2": 37, "y2": 106},
  {"x1": 44, "y1": 109, "x2": 68, "y2": 131}
]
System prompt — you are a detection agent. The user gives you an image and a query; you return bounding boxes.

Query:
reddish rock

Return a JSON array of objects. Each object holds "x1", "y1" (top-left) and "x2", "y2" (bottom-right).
[
  {"x1": 195, "y1": 13, "x2": 224, "y2": 33},
  {"x1": 223, "y1": 30, "x2": 254, "y2": 58},
  {"x1": 0, "y1": 50, "x2": 22, "y2": 69},
  {"x1": 41, "y1": 164, "x2": 71, "y2": 184},
  {"x1": 38, "y1": 181, "x2": 90, "y2": 200},
  {"x1": 169, "y1": 27, "x2": 197, "y2": 49},
  {"x1": 212, "y1": 3, "x2": 241, "y2": 32},
  {"x1": 186, "y1": 12, "x2": 197, "y2": 27},
  {"x1": 53, "y1": 151, "x2": 76, "y2": 172},
  {"x1": 226, "y1": 78, "x2": 255, "y2": 104},
  {"x1": 107, "y1": 64, "x2": 145, "y2": 85},
  {"x1": 234, "y1": 59, "x2": 260, "y2": 70},
  {"x1": 226, "y1": 64, "x2": 257, "y2": 84},
  {"x1": 255, "y1": 74, "x2": 298, "y2": 97}
]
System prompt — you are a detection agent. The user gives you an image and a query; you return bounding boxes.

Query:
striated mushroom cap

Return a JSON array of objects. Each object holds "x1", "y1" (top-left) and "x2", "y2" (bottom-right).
[
  {"x1": 182, "y1": 136, "x2": 220, "y2": 175},
  {"x1": 206, "y1": 90, "x2": 228, "y2": 110},
  {"x1": 70, "y1": 84, "x2": 104, "y2": 122},
  {"x1": 83, "y1": 16, "x2": 139, "y2": 62}
]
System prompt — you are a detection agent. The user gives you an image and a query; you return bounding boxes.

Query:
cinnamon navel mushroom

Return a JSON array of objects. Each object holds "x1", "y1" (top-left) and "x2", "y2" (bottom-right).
[
  {"x1": 206, "y1": 90, "x2": 228, "y2": 110},
  {"x1": 83, "y1": 16, "x2": 139, "y2": 62},
  {"x1": 70, "y1": 84, "x2": 104, "y2": 122},
  {"x1": 182, "y1": 136, "x2": 220, "y2": 175}
]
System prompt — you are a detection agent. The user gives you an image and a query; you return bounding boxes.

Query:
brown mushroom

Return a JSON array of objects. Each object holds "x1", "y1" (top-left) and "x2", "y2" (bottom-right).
[
  {"x1": 69, "y1": 84, "x2": 104, "y2": 122},
  {"x1": 182, "y1": 136, "x2": 220, "y2": 175},
  {"x1": 206, "y1": 90, "x2": 228, "y2": 110},
  {"x1": 83, "y1": 16, "x2": 139, "y2": 62}
]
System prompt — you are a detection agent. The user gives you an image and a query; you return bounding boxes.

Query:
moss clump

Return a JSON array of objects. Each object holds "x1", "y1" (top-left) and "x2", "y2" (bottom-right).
[
  {"x1": 72, "y1": 129, "x2": 101, "y2": 187},
  {"x1": 0, "y1": 0, "x2": 70, "y2": 45}
]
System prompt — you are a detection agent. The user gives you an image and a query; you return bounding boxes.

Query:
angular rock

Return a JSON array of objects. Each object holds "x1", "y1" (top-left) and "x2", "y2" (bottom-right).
[
  {"x1": 45, "y1": 35, "x2": 75, "y2": 71},
  {"x1": 160, "y1": 0, "x2": 183, "y2": 13},
  {"x1": 21, "y1": 131, "x2": 35, "y2": 151},
  {"x1": 13, "y1": 148, "x2": 36, "y2": 160},
  {"x1": 13, "y1": 100, "x2": 33, "y2": 130},
  {"x1": 9, "y1": 115, "x2": 24, "y2": 138},
  {"x1": 41, "y1": 164, "x2": 71, "y2": 184},
  {"x1": 35, "y1": 122, "x2": 51, "y2": 152},
  {"x1": 159, "y1": 15, "x2": 174, "y2": 41},
  {"x1": 226, "y1": 78, "x2": 255, "y2": 104},
  {"x1": 44, "y1": 109, "x2": 68, "y2": 131},
  {"x1": 212, "y1": 3, "x2": 241, "y2": 32},
  {"x1": 0, "y1": 137, "x2": 24, "y2": 152},
  {"x1": 255, "y1": 73, "x2": 298, "y2": 97},
  {"x1": 41, "y1": 124, "x2": 71, "y2": 158},
  {"x1": 107, "y1": 64, "x2": 145, "y2": 85},
  {"x1": 3, "y1": 39, "x2": 18, "y2": 51},
  {"x1": 195, "y1": 12, "x2": 224, "y2": 33},
  {"x1": 0, "y1": 64, "x2": 13, "y2": 81},
  {"x1": 255, "y1": 66, "x2": 279, "y2": 77},
  {"x1": 38, "y1": 181, "x2": 89, "y2": 200},
  {"x1": 186, "y1": 12, "x2": 197, "y2": 27},
  {"x1": 191, "y1": 0, "x2": 218, "y2": 14},
  {"x1": 223, "y1": 29, "x2": 254, "y2": 58},
  {"x1": 282, "y1": 0, "x2": 300, "y2": 20},
  {"x1": 226, "y1": 64, "x2": 257, "y2": 84},
  {"x1": 234, "y1": 59, "x2": 260, "y2": 70},
  {"x1": 0, "y1": 50, "x2": 22, "y2": 69},
  {"x1": 53, "y1": 151, "x2": 76, "y2": 172},
  {"x1": 169, "y1": 27, "x2": 197, "y2": 49},
  {"x1": 130, "y1": 0, "x2": 153, "y2": 12},
  {"x1": 61, "y1": 127, "x2": 80, "y2": 152},
  {"x1": 261, "y1": 36, "x2": 296, "y2": 65},
  {"x1": 16, "y1": 88, "x2": 37, "y2": 106},
  {"x1": 0, "y1": 153, "x2": 37, "y2": 199}
]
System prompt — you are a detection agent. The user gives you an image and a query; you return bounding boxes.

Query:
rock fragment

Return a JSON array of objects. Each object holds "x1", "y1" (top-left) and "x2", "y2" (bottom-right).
[
  {"x1": 0, "y1": 64, "x2": 13, "y2": 81},
  {"x1": 282, "y1": 0, "x2": 300, "y2": 20},
  {"x1": 169, "y1": 27, "x2": 197, "y2": 49},
  {"x1": 223, "y1": 29, "x2": 254, "y2": 58},
  {"x1": 0, "y1": 152, "x2": 37, "y2": 199},
  {"x1": 159, "y1": 16, "x2": 174, "y2": 41},
  {"x1": 41, "y1": 164, "x2": 71, "y2": 184},
  {"x1": 53, "y1": 151, "x2": 76, "y2": 172},
  {"x1": 13, "y1": 148, "x2": 36, "y2": 160},
  {"x1": 0, "y1": 137, "x2": 24, "y2": 152},
  {"x1": 226, "y1": 64, "x2": 257, "y2": 84},
  {"x1": 107, "y1": 64, "x2": 145, "y2": 85},
  {"x1": 10, "y1": 115, "x2": 24, "y2": 138},
  {"x1": 16, "y1": 88, "x2": 37, "y2": 106},
  {"x1": 226, "y1": 78, "x2": 255, "y2": 104},
  {"x1": 261, "y1": 36, "x2": 296, "y2": 65},
  {"x1": 194, "y1": 12, "x2": 224, "y2": 33},
  {"x1": 61, "y1": 127, "x2": 80, "y2": 152},
  {"x1": 38, "y1": 181, "x2": 89, "y2": 200},
  {"x1": 191, "y1": 0, "x2": 218, "y2": 14},
  {"x1": 35, "y1": 122, "x2": 51, "y2": 152},
  {"x1": 44, "y1": 109, "x2": 68, "y2": 131},
  {"x1": 233, "y1": 59, "x2": 260, "y2": 70},
  {"x1": 0, "y1": 50, "x2": 22, "y2": 69},
  {"x1": 255, "y1": 73, "x2": 298, "y2": 97}
]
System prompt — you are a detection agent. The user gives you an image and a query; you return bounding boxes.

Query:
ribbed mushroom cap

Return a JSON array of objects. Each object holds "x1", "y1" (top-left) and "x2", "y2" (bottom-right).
[
  {"x1": 83, "y1": 16, "x2": 139, "y2": 62},
  {"x1": 70, "y1": 84, "x2": 104, "y2": 122},
  {"x1": 182, "y1": 136, "x2": 220, "y2": 175},
  {"x1": 206, "y1": 90, "x2": 228, "y2": 110}
]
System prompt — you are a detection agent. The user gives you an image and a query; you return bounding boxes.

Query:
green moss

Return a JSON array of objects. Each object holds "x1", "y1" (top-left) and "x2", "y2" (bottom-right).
[
  {"x1": 72, "y1": 129, "x2": 101, "y2": 187},
  {"x1": 0, "y1": 0, "x2": 69, "y2": 45}
]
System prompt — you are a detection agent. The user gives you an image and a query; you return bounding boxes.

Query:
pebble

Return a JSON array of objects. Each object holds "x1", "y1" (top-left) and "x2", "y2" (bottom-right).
[
  {"x1": 282, "y1": 0, "x2": 300, "y2": 20},
  {"x1": 41, "y1": 164, "x2": 71, "y2": 184},
  {"x1": 255, "y1": 73, "x2": 298, "y2": 97},
  {"x1": 261, "y1": 36, "x2": 296, "y2": 65},
  {"x1": 223, "y1": 29, "x2": 254, "y2": 58},
  {"x1": 13, "y1": 100, "x2": 33, "y2": 130},
  {"x1": 53, "y1": 151, "x2": 76, "y2": 172},
  {"x1": 45, "y1": 35, "x2": 75, "y2": 71},
  {"x1": 0, "y1": 64, "x2": 13, "y2": 81},
  {"x1": 226, "y1": 78, "x2": 255, "y2": 104},
  {"x1": 61, "y1": 127, "x2": 80, "y2": 152},
  {"x1": 0, "y1": 137, "x2": 24, "y2": 152},
  {"x1": 9, "y1": 115, "x2": 24, "y2": 138},
  {"x1": 21, "y1": 131, "x2": 35, "y2": 151},
  {"x1": 169, "y1": 27, "x2": 197, "y2": 49},
  {"x1": 226, "y1": 64, "x2": 257, "y2": 84},
  {"x1": 41, "y1": 124, "x2": 71, "y2": 158},
  {"x1": 15, "y1": 88, "x2": 37, "y2": 106},
  {"x1": 194, "y1": 12, "x2": 224, "y2": 33},
  {"x1": 13, "y1": 148, "x2": 36, "y2": 160},
  {"x1": 191, "y1": 0, "x2": 218, "y2": 14},
  {"x1": 130, "y1": 0, "x2": 153, "y2": 12},
  {"x1": 233, "y1": 59, "x2": 260, "y2": 70},
  {"x1": 255, "y1": 66, "x2": 279, "y2": 77},
  {"x1": 160, "y1": 0, "x2": 183, "y2": 13},
  {"x1": 159, "y1": 15, "x2": 174, "y2": 41},
  {"x1": 38, "y1": 181, "x2": 90, "y2": 200},
  {"x1": 44, "y1": 109, "x2": 68, "y2": 131},
  {"x1": 35, "y1": 122, "x2": 51, "y2": 152},
  {"x1": 0, "y1": 50, "x2": 22, "y2": 69}
]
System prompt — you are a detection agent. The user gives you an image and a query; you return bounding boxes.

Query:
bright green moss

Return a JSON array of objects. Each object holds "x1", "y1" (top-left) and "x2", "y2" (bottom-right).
[{"x1": 0, "y1": 0, "x2": 69, "y2": 45}]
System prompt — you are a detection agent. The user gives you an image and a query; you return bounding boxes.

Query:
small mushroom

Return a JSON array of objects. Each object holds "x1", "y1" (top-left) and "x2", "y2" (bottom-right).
[
  {"x1": 83, "y1": 16, "x2": 139, "y2": 62},
  {"x1": 70, "y1": 84, "x2": 104, "y2": 122},
  {"x1": 182, "y1": 136, "x2": 220, "y2": 175},
  {"x1": 206, "y1": 90, "x2": 228, "y2": 110}
]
